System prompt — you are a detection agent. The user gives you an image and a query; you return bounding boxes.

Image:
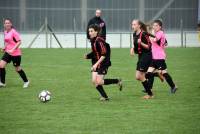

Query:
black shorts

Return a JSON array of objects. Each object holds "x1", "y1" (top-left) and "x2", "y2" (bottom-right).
[
  {"x1": 136, "y1": 52, "x2": 152, "y2": 72},
  {"x1": 1, "y1": 52, "x2": 21, "y2": 67},
  {"x1": 95, "y1": 66, "x2": 109, "y2": 75},
  {"x1": 150, "y1": 59, "x2": 167, "y2": 70}
]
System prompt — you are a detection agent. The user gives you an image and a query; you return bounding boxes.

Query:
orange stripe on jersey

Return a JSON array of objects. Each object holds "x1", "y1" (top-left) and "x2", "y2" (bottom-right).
[
  {"x1": 145, "y1": 35, "x2": 151, "y2": 47},
  {"x1": 99, "y1": 42, "x2": 106, "y2": 55}
]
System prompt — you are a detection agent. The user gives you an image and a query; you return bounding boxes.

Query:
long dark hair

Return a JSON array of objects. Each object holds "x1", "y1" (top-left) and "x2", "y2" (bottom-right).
[{"x1": 137, "y1": 20, "x2": 147, "y2": 32}]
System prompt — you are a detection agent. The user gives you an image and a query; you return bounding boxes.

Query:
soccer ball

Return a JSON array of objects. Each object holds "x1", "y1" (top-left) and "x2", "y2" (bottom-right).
[{"x1": 38, "y1": 90, "x2": 51, "y2": 102}]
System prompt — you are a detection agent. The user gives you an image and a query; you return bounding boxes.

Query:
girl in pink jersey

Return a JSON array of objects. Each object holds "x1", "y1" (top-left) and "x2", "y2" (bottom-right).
[
  {"x1": 0, "y1": 18, "x2": 29, "y2": 88},
  {"x1": 146, "y1": 20, "x2": 177, "y2": 93}
]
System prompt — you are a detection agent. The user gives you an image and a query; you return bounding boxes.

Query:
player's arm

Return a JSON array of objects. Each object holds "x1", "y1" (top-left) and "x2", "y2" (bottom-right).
[
  {"x1": 8, "y1": 31, "x2": 21, "y2": 54},
  {"x1": 141, "y1": 42, "x2": 149, "y2": 49},
  {"x1": 130, "y1": 47, "x2": 135, "y2": 56},
  {"x1": 7, "y1": 40, "x2": 21, "y2": 54},
  {"x1": 95, "y1": 56, "x2": 105, "y2": 66},
  {"x1": 85, "y1": 52, "x2": 94, "y2": 59},
  {"x1": 144, "y1": 31, "x2": 155, "y2": 38},
  {"x1": 130, "y1": 39, "x2": 135, "y2": 56},
  {"x1": 92, "y1": 56, "x2": 105, "y2": 71},
  {"x1": 138, "y1": 39, "x2": 150, "y2": 49},
  {"x1": 12, "y1": 40, "x2": 21, "y2": 50}
]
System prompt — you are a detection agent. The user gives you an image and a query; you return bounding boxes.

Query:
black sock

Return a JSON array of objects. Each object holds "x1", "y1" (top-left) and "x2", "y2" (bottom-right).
[
  {"x1": 148, "y1": 73, "x2": 155, "y2": 89},
  {"x1": 0, "y1": 68, "x2": 6, "y2": 84},
  {"x1": 104, "y1": 79, "x2": 119, "y2": 85},
  {"x1": 163, "y1": 73, "x2": 175, "y2": 89},
  {"x1": 96, "y1": 85, "x2": 108, "y2": 98},
  {"x1": 146, "y1": 72, "x2": 154, "y2": 90},
  {"x1": 17, "y1": 69, "x2": 28, "y2": 82},
  {"x1": 142, "y1": 80, "x2": 153, "y2": 96}
]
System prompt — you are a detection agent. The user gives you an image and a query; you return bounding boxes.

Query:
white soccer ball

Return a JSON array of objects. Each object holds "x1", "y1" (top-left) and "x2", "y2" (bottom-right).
[{"x1": 38, "y1": 90, "x2": 51, "y2": 102}]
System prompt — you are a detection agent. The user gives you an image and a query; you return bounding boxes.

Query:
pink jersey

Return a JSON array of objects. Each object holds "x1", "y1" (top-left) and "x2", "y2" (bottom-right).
[
  {"x1": 151, "y1": 30, "x2": 166, "y2": 60},
  {"x1": 4, "y1": 28, "x2": 21, "y2": 56}
]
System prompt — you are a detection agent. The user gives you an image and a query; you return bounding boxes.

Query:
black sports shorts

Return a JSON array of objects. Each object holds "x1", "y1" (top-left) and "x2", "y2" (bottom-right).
[
  {"x1": 136, "y1": 52, "x2": 152, "y2": 72},
  {"x1": 95, "y1": 65, "x2": 109, "y2": 75},
  {"x1": 1, "y1": 52, "x2": 21, "y2": 67},
  {"x1": 150, "y1": 59, "x2": 167, "y2": 70}
]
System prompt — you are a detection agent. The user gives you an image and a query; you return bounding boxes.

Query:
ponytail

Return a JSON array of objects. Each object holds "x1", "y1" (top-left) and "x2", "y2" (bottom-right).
[{"x1": 138, "y1": 20, "x2": 147, "y2": 32}]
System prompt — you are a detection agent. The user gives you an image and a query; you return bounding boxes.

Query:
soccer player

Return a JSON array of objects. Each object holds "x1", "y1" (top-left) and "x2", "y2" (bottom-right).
[
  {"x1": 84, "y1": 24, "x2": 122, "y2": 101},
  {"x1": 87, "y1": 9, "x2": 106, "y2": 40},
  {"x1": 146, "y1": 20, "x2": 177, "y2": 93},
  {"x1": 130, "y1": 20, "x2": 153, "y2": 99},
  {"x1": 0, "y1": 18, "x2": 29, "y2": 88}
]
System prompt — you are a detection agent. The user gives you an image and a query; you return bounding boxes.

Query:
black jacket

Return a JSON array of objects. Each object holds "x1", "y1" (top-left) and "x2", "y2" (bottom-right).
[{"x1": 87, "y1": 16, "x2": 106, "y2": 40}]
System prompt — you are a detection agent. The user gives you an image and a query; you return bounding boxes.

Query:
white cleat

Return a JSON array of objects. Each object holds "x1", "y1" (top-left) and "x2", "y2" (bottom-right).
[
  {"x1": 0, "y1": 82, "x2": 6, "y2": 87},
  {"x1": 99, "y1": 97, "x2": 109, "y2": 101},
  {"x1": 23, "y1": 81, "x2": 30, "y2": 88}
]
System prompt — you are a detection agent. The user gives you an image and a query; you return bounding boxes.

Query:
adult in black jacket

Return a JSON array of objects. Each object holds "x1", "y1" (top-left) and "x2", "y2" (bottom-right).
[
  {"x1": 84, "y1": 24, "x2": 122, "y2": 101},
  {"x1": 87, "y1": 9, "x2": 106, "y2": 40}
]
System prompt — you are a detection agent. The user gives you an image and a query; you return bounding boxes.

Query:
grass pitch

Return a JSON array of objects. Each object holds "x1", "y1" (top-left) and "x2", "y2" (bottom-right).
[{"x1": 0, "y1": 48, "x2": 200, "y2": 134}]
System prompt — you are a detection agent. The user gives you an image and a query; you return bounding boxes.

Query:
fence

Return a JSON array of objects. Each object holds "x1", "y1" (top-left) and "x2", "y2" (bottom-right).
[{"x1": 0, "y1": 31, "x2": 199, "y2": 48}]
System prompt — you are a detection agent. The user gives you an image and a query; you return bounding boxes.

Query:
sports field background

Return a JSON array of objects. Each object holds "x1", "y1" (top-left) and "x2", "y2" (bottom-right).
[{"x1": 0, "y1": 48, "x2": 200, "y2": 134}]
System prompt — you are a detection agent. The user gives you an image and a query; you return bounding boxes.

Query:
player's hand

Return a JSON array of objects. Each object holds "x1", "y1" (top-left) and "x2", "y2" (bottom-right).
[
  {"x1": 150, "y1": 37, "x2": 156, "y2": 42},
  {"x1": 84, "y1": 54, "x2": 88, "y2": 59},
  {"x1": 7, "y1": 49, "x2": 14, "y2": 54},
  {"x1": 138, "y1": 39, "x2": 141, "y2": 44},
  {"x1": 130, "y1": 48, "x2": 134, "y2": 57},
  {"x1": 91, "y1": 64, "x2": 98, "y2": 71}
]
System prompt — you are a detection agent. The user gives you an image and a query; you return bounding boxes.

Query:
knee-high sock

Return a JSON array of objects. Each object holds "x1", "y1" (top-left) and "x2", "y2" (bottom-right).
[
  {"x1": 104, "y1": 79, "x2": 119, "y2": 85},
  {"x1": 96, "y1": 85, "x2": 108, "y2": 98},
  {"x1": 17, "y1": 69, "x2": 28, "y2": 82},
  {"x1": 146, "y1": 72, "x2": 154, "y2": 89},
  {"x1": 142, "y1": 80, "x2": 153, "y2": 96},
  {"x1": 163, "y1": 73, "x2": 175, "y2": 89},
  {"x1": 0, "y1": 68, "x2": 6, "y2": 84}
]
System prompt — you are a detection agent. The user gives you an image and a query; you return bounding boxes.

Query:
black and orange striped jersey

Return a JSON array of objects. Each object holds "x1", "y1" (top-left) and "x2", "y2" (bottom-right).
[
  {"x1": 133, "y1": 31, "x2": 152, "y2": 55},
  {"x1": 86, "y1": 36, "x2": 111, "y2": 67}
]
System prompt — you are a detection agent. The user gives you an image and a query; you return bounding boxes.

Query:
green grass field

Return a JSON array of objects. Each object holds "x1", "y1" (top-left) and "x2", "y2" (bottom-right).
[{"x1": 0, "y1": 48, "x2": 200, "y2": 134}]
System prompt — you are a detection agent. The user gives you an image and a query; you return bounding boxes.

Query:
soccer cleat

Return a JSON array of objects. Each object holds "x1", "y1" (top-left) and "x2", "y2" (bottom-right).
[
  {"x1": 118, "y1": 79, "x2": 123, "y2": 91},
  {"x1": 143, "y1": 95, "x2": 154, "y2": 99},
  {"x1": 170, "y1": 86, "x2": 178, "y2": 94},
  {"x1": 99, "y1": 97, "x2": 109, "y2": 101},
  {"x1": 0, "y1": 82, "x2": 6, "y2": 87},
  {"x1": 23, "y1": 81, "x2": 30, "y2": 88}
]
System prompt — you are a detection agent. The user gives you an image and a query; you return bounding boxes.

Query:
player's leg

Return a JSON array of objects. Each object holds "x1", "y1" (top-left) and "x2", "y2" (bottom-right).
[
  {"x1": 101, "y1": 67, "x2": 123, "y2": 91},
  {"x1": 92, "y1": 72, "x2": 109, "y2": 100},
  {"x1": 146, "y1": 67, "x2": 156, "y2": 90},
  {"x1": 104, "y1": 78, "x2": 123, "y2": 91},
  {"x1": 0, "y1": 52, "x2": 11, "y2": 87},
  {"x1": 136, "y1": 53, "x2": 153, "y2": 98},
  {"x1": 12, "y1": 56, "x2": 29, "y2": 88},
  {"x1": 153, "y1": 69, "x2": 165, "y2": 82},
  {"x1": 0, "y1": 60, "x2": 7, "y2": 87},
  {"x1": 161, "y1": 69, "x2": 177, "y2": 93},
  {"x1": 158, "y1": 60, "x2": 177, "y2": 93},
  {"x1": 136, "y1": 70, "x2": 153, "y2": 99}
]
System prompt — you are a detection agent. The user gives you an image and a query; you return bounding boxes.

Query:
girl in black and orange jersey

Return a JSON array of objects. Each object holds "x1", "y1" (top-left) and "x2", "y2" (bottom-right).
[
  {"x1": 85, "y1": 24, "x2": 122, "y2": 101},
  {"x1": 130, "y1": 20, "x2": 153, "y2": 99}
]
